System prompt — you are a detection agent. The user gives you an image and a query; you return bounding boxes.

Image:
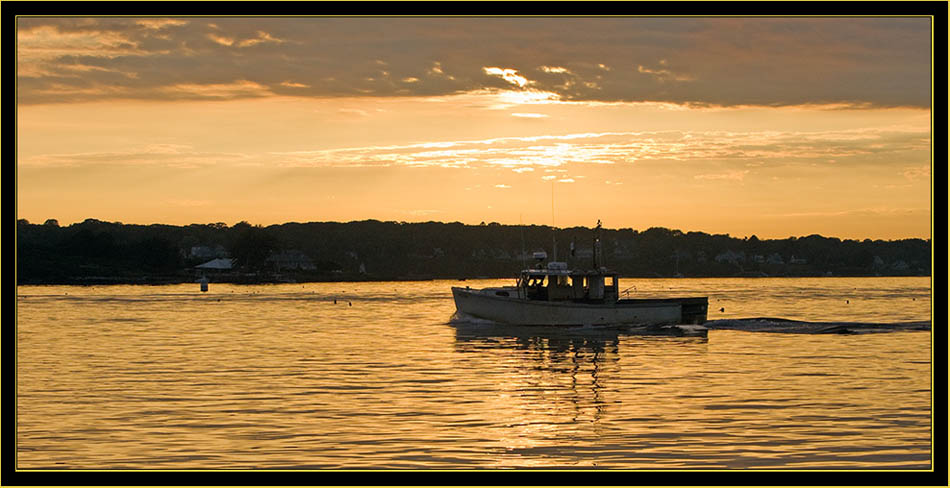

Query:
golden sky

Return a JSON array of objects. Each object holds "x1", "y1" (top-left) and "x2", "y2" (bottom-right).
[{"x1": 16, "y1": 17, "x2": 933, "y2": 239}]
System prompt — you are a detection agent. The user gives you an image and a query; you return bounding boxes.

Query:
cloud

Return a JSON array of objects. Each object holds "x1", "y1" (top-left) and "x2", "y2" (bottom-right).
[
  {"x1": 19, "y1": 143, "x2": 251, "y2": 168},
  {"x1": 135, "y1": 19, "x2": 188, "y2": 30},
  {"x1": 483, "y1": 67, "x2": 529, "y2": 88},
  {"x1": 338, "y1": 108, "x2": 371, "y2": 116},
  {"x1": 159, "y1": 80, "x2": 273, "y2": 99},
  {"x1": 767, "y1": 207, "x2": 927, "y2": 219},
  {"x1": 902, "y1": 164, "x2": 930, "y2": 181},
  {"x1": 256, "y1": 126, "x2": 931, "y2": 171},
  {"x1": 23, "y1": 124, "x2": 928, "y2": 173},
  {"x1": 207, "y1": 33, "x2": 235, "y2": 46},
  {"x1": 637, "y1": 63, "x2": 694, "y2": 83},
  {"x1": 237, "y1": 30, "x2": 285, "y2": 47},
  {"x1": 406, "y1": 209, "x2": 443, "y2": 216},
  {"x1": 15, "y1": 17, "x2": 931, "y2": 107},
  {"x1": 693, "y1": 169, "x2": 750, "y2": 181}
]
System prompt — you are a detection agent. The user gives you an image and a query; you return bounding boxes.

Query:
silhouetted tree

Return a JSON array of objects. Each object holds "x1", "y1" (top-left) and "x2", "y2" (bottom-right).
[
  {"x1": 229, "y1": 225, "x2": 279, "y2": 272},
  {"x1": 15, "y1": 219, "x2": 931, "y2": 283},
  {"x1": 131, "y1": 236, "x2": 181, "y2": 272}
]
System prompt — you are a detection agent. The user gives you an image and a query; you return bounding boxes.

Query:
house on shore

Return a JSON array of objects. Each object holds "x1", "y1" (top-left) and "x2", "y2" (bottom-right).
[{"x1": 267, "y1": 250, "x2": 316, "y2": 271}]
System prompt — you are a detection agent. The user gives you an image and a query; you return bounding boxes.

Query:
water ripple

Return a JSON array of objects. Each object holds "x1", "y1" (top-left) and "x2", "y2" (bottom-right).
[{"x1": 16, "y1": 279, "x2": 932, "y2": 469}]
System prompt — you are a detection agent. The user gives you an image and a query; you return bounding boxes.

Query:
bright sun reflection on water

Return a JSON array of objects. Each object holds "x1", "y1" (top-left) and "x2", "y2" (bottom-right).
[{"x1": 16, "y1": 277, "x2": 931, "y2": 469}]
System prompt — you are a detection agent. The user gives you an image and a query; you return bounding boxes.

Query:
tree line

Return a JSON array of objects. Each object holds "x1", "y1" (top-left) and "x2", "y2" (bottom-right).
[{"x1": 16, "y1": 218, "x2": 931, "y2": 284}]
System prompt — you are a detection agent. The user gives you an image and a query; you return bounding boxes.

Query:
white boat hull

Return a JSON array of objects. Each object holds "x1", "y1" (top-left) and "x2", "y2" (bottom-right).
[{"x1": 452, "y1": 286, "x2": 699, "y2": 326}]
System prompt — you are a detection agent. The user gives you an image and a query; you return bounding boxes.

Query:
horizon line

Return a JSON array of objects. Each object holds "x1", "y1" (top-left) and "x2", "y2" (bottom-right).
[{"x1": 17, "y1": 216, "x2": 932, "y2": 243}]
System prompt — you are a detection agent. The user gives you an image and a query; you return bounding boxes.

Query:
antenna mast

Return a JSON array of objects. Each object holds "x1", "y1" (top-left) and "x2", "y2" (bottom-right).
[
  {"x1": 551, "y1": 182, "x2": 557, "y2": 261},
  {"x1": 520, "y1": 214, "x2": 527, "y2": 271}
]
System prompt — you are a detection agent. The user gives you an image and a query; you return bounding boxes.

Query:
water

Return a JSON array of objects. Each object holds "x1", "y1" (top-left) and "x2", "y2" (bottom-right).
[{"x1": 16, "y1": 277, "x2": 932, "y2": 470}]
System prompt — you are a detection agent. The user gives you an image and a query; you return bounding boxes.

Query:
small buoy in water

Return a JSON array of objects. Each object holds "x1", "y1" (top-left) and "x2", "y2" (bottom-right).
[
  {"x1": 348, "y1": 301, "x2": 352, "y2": 306},
  {"x1": 200, "y1": 276, "x2": 209, "y2": 292},
  {"x1": 333, "y1": 299, "x2": 337, "y2": 304},
  {"x1": 846, "y1": 300, "x2": 850, "y2": 304},
  {"x1": 719, "y1": 307, "x2": 725, "y2": 312}
]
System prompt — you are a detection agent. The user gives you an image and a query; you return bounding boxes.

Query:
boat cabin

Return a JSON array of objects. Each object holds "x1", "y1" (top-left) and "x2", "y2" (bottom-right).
[{"x1": 517, "y1": 261, "x2": 619, "y2": 303}]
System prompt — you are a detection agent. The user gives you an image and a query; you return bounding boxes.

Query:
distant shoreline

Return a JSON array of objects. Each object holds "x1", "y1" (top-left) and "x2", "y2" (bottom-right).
[
  {"x1": 16, "y1": 271, "x2": 931, "y2": 287},
  {"x1": 18, "y1": 220, "x2": 932, "y2": 286}
]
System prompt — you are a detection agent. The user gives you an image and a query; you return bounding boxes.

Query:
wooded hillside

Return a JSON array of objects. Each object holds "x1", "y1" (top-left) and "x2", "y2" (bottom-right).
[{"x1": 17, "y1": 219, "x2": 931, "y2": 284}]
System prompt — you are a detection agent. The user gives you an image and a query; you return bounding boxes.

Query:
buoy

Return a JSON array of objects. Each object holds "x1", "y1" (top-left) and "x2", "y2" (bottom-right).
[
  {"x1": 719, "y1": 307, "x2": 725, "y2": 312},
  {"x1": 200, "y1": 276, "x2": 209, "y2": 292},
  {"x1": 348, "y1": 301, "x2": 352, "y2": 306}
]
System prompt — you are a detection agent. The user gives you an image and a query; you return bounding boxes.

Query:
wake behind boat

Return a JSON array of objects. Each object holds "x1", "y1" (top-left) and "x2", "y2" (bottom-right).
[{"x1": 452, "y1": 221, "x2": 708, "y2": 331}]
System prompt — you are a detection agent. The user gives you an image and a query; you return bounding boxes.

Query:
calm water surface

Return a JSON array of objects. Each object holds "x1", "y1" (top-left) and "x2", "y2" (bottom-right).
[{"x1": 16, "y1": 277, "x2": 932, "y2": 469}]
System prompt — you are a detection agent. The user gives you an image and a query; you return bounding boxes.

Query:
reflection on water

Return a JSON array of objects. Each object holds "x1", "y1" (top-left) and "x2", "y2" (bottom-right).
[
  {"x1": 16, "y1": 279, "x2": 931, "y2": 470},
  {"x1": 453, "y1": 323, "x2": 711, "y2": 450},
  {"x1": 451, "y1": 321, "x2": 930, "y2": 469},
  {"x1": 455, "y1": 324, "x2": 623, "y2": 428}
]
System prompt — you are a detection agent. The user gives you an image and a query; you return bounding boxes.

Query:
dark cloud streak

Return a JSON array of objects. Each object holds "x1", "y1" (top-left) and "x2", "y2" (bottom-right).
[{"x1": 17, "y1": 17, "x2": 932, "y2": 107}]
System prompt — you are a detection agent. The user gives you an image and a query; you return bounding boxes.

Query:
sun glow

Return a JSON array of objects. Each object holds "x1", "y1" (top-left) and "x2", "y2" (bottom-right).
[
  {"x1": 483, "y1": 67, "x2": 529, "y2": 87},
  {"x1": 16, "y1": 17, "x2": 932, "y2": 240},
  {"x1": 487, "y1": 89, "x2": 561, "y2": 109}
]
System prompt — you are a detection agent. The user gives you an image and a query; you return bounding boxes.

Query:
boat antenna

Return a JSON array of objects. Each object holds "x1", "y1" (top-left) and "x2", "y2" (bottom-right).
[
  {"x1": 519, "y1": 214, "x2": 527, "y2": 271},
  {"x1": 592, "y1": 221, "x2": 597, "y2": 269},
  {"x1": 551, "y1": 182, "x2": 557, "y2": 261},
  {"x1": 593, "y1": 219, "x2": 602, "y2": 269}
]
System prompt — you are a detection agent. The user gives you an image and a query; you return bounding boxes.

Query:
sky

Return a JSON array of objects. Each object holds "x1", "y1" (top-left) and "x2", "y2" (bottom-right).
[{"x1": 16, "y1": 16, "x2": 933, "y2": 240}]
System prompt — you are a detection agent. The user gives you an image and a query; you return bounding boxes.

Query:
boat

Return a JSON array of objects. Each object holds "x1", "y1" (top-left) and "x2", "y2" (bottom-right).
[{"x1": 451, "y1": 221, "x2": 708, "y2": 329}]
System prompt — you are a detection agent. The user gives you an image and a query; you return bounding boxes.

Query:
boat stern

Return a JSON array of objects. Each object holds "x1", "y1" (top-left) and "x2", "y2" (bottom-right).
[{"x1": 679, "y1": 297, "x2": 709, "y2": 324}]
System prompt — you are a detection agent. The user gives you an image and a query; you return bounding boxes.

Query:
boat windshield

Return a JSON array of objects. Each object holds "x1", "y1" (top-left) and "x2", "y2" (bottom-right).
[
  {"x1": 519, "y1": 268, "x2": 620, "y2": 303},
  {"x1": 518, "y1": 273, "x2": 546, "y2": 287}
]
